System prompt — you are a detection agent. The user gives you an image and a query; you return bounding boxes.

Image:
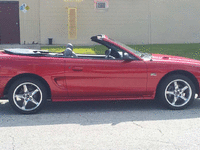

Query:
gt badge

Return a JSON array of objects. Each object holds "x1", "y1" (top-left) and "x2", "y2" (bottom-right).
[{"x1": 150, "y1": 73, "x2": 157, "y2": 76}]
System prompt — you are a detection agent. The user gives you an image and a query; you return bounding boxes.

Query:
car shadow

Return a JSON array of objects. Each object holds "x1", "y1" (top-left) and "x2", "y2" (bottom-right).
[{"x1": 0, "y1": 99, "x2": 200, "y2": 127}]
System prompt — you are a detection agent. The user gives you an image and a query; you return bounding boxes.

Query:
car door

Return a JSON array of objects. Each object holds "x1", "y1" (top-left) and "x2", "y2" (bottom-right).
[{"x1": 65, "y1": 58, "x2": 148, "y2": 98}]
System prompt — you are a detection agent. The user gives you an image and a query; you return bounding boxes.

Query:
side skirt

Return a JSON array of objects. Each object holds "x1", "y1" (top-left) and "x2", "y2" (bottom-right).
[{"x1": 51, "y1": 96, "x2": 155, "y2": 102}]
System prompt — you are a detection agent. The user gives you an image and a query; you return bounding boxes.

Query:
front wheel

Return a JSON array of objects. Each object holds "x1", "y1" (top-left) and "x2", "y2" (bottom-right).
[
  {"x1": 157, "y1": 75, "x2": 195, "y2": 110},
  {"x1": 8, "y1": 78, "x2": 47, "y2": 114}
]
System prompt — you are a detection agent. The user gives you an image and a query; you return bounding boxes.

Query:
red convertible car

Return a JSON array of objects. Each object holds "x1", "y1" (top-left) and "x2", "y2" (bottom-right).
[{"x1": 0, "y1": 35, "x2": 200, "y2": 114}]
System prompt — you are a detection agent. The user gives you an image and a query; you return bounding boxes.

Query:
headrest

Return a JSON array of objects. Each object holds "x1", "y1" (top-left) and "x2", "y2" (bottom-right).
[
  {"x1": 66, "y1": 43, "x2": 73, "y2": 50},
  {"x1": 64, "y1": 48, "x2": 73, "y2": 56}
]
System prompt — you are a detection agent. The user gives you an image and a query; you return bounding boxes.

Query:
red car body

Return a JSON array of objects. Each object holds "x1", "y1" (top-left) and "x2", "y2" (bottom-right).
[{"x1": 1, "y1": 35, "x2": 200, "y2": 113}]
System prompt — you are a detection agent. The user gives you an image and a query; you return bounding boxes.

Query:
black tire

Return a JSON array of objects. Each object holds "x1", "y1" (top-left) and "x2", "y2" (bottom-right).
[
  {"x1": 157, "y1": 74, "x2": 195, "y2": 110},
  {"x1": 8, "y1": 78, "x2": 47, "y2": 114}
]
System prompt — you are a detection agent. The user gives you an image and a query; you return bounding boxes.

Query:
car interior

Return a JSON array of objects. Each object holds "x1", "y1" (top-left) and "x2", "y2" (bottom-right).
[{"x1": 4, "y1": 42, "x2": 135, "y2": 61}]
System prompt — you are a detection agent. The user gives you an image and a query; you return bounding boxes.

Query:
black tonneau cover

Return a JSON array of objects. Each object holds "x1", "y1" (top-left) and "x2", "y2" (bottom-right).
[{"x1": 4, "y1": 49, "x2": 49, "y2": 56}]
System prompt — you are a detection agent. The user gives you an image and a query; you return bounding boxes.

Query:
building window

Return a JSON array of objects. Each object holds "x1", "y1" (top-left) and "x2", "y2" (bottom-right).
[{"x1": 94, "y1": 0, "x2": 109, "y2": 12}]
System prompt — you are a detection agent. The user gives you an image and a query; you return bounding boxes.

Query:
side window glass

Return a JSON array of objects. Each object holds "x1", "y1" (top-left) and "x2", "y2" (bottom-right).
[
  {"x1": 74, "y1": 44, "x2": 108, "y2": 60},
  {"x1": 70, "y1": 43, "x2": 137, "y2": 60},
  {"x1": 108, "y1": 44, "x2": 137, "y2": 60}
]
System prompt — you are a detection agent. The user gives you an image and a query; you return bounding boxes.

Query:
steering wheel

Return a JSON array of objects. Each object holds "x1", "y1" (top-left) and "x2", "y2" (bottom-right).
[{"x1": 110, "y1": 49, "x2": 121, "y2": 59}]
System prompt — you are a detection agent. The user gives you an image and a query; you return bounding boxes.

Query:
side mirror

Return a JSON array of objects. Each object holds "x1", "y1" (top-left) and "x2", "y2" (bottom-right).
[{"x1": 123, "y1": 53, "x2": 133, "y2": 61}]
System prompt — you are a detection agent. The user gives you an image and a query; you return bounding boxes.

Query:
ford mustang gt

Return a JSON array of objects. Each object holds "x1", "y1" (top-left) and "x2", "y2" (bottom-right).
[{"x1": 1, "y1": 35, "x2": 200, "y2": 114}]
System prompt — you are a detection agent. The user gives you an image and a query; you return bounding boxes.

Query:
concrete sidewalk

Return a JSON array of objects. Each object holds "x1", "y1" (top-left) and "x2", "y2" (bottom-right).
[{"x1": 0, "y1": 99, "x2": 200, "y2": 150}]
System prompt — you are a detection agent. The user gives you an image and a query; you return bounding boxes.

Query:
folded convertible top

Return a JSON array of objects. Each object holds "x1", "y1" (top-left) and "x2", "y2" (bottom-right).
[{"x1": 4, "y1": 49, "x2": 49, "y2": 56}]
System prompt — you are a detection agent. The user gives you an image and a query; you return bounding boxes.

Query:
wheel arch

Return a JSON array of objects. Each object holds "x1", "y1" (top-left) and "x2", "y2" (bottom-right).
[
  {"x1": 156, "y1": 70, "x2": 199, "y2": 97},
  {"x1": 4, "y1": 73, "x2": 51, "y2": 99}
]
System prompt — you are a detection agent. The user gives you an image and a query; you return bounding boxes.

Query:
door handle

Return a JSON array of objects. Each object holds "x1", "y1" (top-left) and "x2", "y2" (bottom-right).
[{"x1": 72, "y1": 66, "x2": 83, "y2": 71}]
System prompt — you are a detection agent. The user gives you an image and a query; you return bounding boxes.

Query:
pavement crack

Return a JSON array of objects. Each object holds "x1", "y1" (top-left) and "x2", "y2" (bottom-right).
[
  {"x1": 11, "y1": 136, "x2": 15, "y2": 150},
  {"x1": 132, "y1": 122, "x2": 143, "y2": 128},
  {"x1": 157, "y1": 129, "x2": 164, "y2": 136},
  {"x1": 155, "y1": 129, "x2": 180, "y2": 150}
]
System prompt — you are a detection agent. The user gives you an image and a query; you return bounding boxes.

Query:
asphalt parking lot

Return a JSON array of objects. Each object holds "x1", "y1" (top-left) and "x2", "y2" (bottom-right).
[{"x1": 0, "y1": 99, "x2": 200, "y2": 150}]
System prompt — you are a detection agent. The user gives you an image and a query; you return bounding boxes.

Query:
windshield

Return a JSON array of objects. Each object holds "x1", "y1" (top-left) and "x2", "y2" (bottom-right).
[{"x1": 111, "y1": 40, "x2": 143, "y2": 57}]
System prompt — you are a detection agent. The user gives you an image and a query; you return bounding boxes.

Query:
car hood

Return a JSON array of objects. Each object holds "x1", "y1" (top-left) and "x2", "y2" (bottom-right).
[{"x1": 151, "y1": 54, "x2": 200, "y2": 65}]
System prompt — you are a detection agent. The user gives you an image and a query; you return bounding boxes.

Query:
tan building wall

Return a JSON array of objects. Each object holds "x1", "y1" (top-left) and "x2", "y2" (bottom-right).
[
  {"x1": 150, "y1": 0, "x2": 200, "y2": 44},
  {"x1": 2, "y1": 0, "x2": 200, "y2": 45}
]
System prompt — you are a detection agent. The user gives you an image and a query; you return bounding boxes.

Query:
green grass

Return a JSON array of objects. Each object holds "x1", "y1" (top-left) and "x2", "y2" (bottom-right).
[
  {"x1": 130, "y1": 43, "x2": 200, "y2": 60},
  {"x1": 41, "y1": 43, "x2": 200, "y2": 60},
  {"x1": 41, "y1": 45, "x2": 107, "y2": 55}
]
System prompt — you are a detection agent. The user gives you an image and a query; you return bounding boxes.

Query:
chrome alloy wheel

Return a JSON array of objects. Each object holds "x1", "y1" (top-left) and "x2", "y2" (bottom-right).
[
  {"x1": 13, "y1": 82, "x2": 43, "y2": 111},
  {"x1": 164, "y1": 79, "x2": 192, "y2": 107}
]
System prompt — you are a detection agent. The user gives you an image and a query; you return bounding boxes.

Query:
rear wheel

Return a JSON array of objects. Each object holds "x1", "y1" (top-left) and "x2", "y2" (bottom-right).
[
  {"x1": 8, "y1": 78, "x2": 47, "y2": 114},
  {"x1": 157, "y1": 75, "x2": 195, "y2": 109}
]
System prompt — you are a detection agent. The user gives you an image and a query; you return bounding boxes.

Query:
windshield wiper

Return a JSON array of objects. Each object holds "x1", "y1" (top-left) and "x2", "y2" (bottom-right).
[
  {"x1": 140, "y1": 52, "x2": 152, "y2": 58},
  {"x1": 140, "y1": 53, "x2": 146, "y2": 57}
]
